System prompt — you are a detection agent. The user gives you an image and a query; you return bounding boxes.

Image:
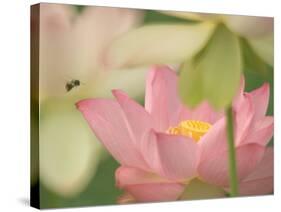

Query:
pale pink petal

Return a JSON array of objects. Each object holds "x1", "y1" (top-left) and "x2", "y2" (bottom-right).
[
  {"x1": 234, "y1": 93, "x2": 255, "y2": 144},
  {"x1": 145, "y1": 66, "x2": 181, "y2": 131},
  {"x1": 238, "y1": 177, "x2": 273, "y2": 196},
  {"x1": 199, "y1": 118, "x2": 228, "y2": 160},
  {"x1": 73, "y1": 7, "x2": 143, "y2": 73},
  {"x1": 141, "y1": 130, "x2": 198, "y2": 180},
  {"x1": 179, "y1": 101, "x2": 223, "y2": 124},
  {"x1": 116, "y1": 166, "x2": 172, "y2": 188},
  {"x1": 125, "y1": 183, "x2": 184, "y2": 202},
  {"x1": 249, "y1": 83, "x2": 270, "y2": 120},
  {"x1": 198, "y1": 144, "x2": 265, "y2": 187},
  {"x1": 115, "y1": 166, "x2": 185, "y2": 202},
  {"x1": 76, "y1": 99, "x2": 148, "y2": 170},
  {"x1": 155, "y1": 133, "x2": 198, "y2": 180},
  {"x1": 140, "y1": 130, "x2": 162, "y2": 175},
  {"x1": 225, "y1": 148, "x2": 273, "y2": 196},
  {"x1": 241, "y1": 116, "x2": 273, "y2": 146},
  {"x1": 40, "y1": 3, "x2": 75, "y2": 36},
  {"x1": 232, "y1": 78, "x2": 257, "y2": 145},
  {"x1": 39, "y1": 3, "x2": 77, "y2": 98},
  {"x1": 244, "y1": 147, "x2": 273, "y2": 181},
  {"x1": 112, "y1": 90, "x2": 153, "y2": 146},
  {"x1": 77, "y1": 6, "x2": 143, "y2": 40}
]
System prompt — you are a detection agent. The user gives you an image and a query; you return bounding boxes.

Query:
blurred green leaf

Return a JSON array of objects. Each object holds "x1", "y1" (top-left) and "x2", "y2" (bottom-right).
[
  {"x1": 240, "y1": 37, "x2": 272, "y2": 79},
  {"x1": 179, "y1": 61, "x2": 204, "y2": 107},
  {"x1": 40, "y1": 156, "x2": 122, "y2": 208},
  {"x1": 143, "y1": 11, "x2": 198, "y2": 24},
  {"x1": 248, "y1": 34, "x2": 274, "y2": 66},
  {"x1": 179, "y1": 179, "x2": 226, "y2": 200},
  {"x1": 75, "y1": 5, "x2": 85, "y2": 14},
  {"x1": 179, "y1": 24, "x2": 242, "y2": 109}
]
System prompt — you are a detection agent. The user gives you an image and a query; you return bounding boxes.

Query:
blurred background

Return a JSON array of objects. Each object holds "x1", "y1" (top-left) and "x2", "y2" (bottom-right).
[{"x1": 31, "y1": 3, "x2": 273, "y2": 208}]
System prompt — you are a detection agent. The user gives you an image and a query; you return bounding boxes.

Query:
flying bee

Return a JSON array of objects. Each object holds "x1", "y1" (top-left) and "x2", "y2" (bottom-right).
[{"x1": 65, "y1": 79, "x2": 81, "y2": 92}]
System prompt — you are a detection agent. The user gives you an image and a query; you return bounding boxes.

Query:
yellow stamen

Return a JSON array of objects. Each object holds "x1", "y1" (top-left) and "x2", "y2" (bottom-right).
[{"x1": 167, "y1": 120, "x2": 212, "y2": 142}]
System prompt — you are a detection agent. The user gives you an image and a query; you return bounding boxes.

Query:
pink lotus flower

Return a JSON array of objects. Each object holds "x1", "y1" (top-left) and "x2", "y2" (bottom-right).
[{"x1": 77, "y1": 66, "x2": 273, "y2": 203}]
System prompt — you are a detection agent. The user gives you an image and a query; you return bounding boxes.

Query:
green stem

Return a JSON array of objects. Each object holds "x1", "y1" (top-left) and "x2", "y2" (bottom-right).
[{"x1": 226, "y1": 106, "x2": 239, "y2": 196}]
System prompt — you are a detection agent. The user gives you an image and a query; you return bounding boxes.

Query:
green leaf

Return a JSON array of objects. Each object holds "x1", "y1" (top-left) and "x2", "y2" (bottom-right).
[
  {"x1": 179, "y1": 178, "x2": 226, "y2": 200},
  {"x1": 143, "y1": 11, "x2": 198, "y2": 24},
  {"x1": 179, "y1": 24, "x2": 242, "y2": 109},
  {"x1": 40, "y1": 156, "x2": 122, "y2": 208},
  {"x1": 179, "y1": 61, "x2": 204, "y2": 107},
  {"x1": 240, "y1": 37, "x2": 272, "y2": 79},
  {"x1": 248, "y1": 33, "x2": 274, "y2": 66}
]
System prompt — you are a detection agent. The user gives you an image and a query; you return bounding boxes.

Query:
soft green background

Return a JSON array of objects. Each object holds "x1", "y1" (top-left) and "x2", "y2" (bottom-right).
[{"x1": 37, "y1": 8, "x2": 273, "y2": 208}]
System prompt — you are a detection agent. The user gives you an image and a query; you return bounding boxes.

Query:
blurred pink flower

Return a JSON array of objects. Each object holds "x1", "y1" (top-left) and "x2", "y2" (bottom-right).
[
  {"x1": 37, "y1": 3, "x2": 146, "y2": 197},
  {"x1": 39, "y1": 3, "x2": 143, "y2": 99},
  {"x1": 77, "y1": 66, "x2": 273, "y2": 202}
]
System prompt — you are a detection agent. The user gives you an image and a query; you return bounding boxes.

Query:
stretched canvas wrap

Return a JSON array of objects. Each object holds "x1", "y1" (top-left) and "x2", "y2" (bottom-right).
[{"x1": 30, "y1": 2, "x2": 274, "y2": 209}]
